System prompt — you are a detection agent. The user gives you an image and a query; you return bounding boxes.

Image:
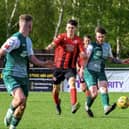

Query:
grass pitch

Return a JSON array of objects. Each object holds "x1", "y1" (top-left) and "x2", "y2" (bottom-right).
[{"x1": 0, "y1": 92, "x2": 129, "y2": 129}]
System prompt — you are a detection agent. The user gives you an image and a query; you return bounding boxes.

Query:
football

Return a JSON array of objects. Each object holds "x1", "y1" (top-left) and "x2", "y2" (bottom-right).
[{"x1": 117, "y1": 96, "x2": 129, "y2": 109}]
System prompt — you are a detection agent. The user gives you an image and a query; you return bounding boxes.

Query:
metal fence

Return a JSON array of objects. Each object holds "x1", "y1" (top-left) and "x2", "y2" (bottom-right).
[{"x1": 0, "y1": 51, "x2": 54, "y2": 92}]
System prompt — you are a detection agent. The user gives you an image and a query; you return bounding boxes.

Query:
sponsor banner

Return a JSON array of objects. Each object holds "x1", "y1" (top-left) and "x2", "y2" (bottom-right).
[
  {"x1": 0, "y1": 68, "x2": 53, "y2": 92},
  {"x1": 106, "y1": 69, "x2": 129, "y2": 92},
  {"x1": 29, "y1": 68, "x2": 53, "y2": 91},
  {"x1": 63, "y1": 69, "x2": 129, "y2": 92},
  {"x1": 0, "y1": 68, "x2": 129, "y2": 92}
]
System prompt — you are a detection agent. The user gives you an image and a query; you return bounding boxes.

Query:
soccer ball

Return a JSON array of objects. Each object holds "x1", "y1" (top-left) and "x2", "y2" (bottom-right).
[{"x1": 117, "y1": 96, "x2": 129, "y2": 109}]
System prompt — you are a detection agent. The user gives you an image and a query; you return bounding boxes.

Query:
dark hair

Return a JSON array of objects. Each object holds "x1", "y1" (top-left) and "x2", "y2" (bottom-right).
[
  {"x1": 19, "y1": 14, "x2": 33, "y2": 22},
  {"x1": 67, "y1": 19, "x2": 78, "y2": 27},
  {"x1": 95, "y1": 26, "x2": 106, "y2": 34},
  {"x1": 84, "y1": 35, "x2": 91, "y2": 39}
]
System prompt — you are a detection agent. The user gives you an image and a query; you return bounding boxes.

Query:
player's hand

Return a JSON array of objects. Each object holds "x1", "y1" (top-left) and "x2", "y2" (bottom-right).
[
  {"x1": 121, "y1": 58, "x2": 129, "y2": 64},
  {"x1": 42, "y1": 60, "x2": 55, "y2": 68},
  {"x1": 45, "y1": 43, "x2": 55, "y2": 50},
  {"x1": 45, "y1": 46, "x2": 49, "y2": 50}
]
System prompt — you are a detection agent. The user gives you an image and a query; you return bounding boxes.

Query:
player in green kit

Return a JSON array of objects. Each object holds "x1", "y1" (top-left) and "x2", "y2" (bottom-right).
[
  {"x1": 83, "y1": 26, "x2": 121, "y2": 117},
  {"x1": 0, "y1": 14, "x2": 52, "y2": 129}
]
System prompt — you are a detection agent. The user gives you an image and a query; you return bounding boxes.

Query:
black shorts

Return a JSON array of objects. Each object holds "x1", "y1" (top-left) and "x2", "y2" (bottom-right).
[{"x1": 53, "y1": 68, "x2": 76, "y2": 84}]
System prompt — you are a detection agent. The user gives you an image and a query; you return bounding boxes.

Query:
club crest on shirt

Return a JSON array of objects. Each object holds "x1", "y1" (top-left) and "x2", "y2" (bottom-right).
[
  {"x1": 73, "y1": 40, "x2": 78, "y2": 44},
  {"x1": 65, "y1": 44, "x2": 74, "y2": 52},
  {"x1": 20, "y1": 51, "x2": 28, "y2": 57},
  {"x1": 4, "y1": 44, "x2": 10, "y2": 49}
]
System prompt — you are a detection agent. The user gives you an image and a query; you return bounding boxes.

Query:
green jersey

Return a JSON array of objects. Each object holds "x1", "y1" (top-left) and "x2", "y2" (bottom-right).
[
  {"x1": 84, "y1": 42, "x2": 111, "y2": 87},
  {"x1": 87, "y1": 42, "x2": 105, "y2": 72},
  {"x1": 2, "y1": 32, "x2": 33, "y2": 77}
]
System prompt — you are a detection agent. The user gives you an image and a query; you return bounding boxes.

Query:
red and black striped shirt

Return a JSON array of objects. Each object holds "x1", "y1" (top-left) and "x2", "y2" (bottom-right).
[{"x1": 53, "y1": 33, "x2": 84, "y2": 69}]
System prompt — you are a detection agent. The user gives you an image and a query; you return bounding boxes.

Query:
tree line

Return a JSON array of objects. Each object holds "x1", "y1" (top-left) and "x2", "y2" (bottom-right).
[{"x1": 0, "y1": 0, "x2": 129, "y2": 58}]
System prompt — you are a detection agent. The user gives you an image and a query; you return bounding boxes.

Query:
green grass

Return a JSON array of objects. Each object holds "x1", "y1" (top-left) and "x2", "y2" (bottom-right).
[
  {"x1": 105, "y1": 60, "x2": 129, "y2": 68},
  {"x1": 0, "y1": 92, "x2": 129, "y2": 129}
]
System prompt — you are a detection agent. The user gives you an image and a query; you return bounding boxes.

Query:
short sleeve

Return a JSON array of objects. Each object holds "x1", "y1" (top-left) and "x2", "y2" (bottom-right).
[
  {"x1": 108, "y1": 44, "x2": 113, "y2": 58},
  {"x1": 78, "y1": 38, "x2": 85, "y2": 52},
  {"x1": 86, "y1": 44, "x2": 93, "y2": 56},
  {"x1": 1, "y1": 36, "x2": 20, "y2": 53},
  {"x1": 26, "y1": 37, "x2": 34, "y2": 56},
  {"x1": 102, "y1": 43, "x2": 113, "y2": 58},
  {"x1": 53, "y1": 34, "x2": 64, "y2": 46}
]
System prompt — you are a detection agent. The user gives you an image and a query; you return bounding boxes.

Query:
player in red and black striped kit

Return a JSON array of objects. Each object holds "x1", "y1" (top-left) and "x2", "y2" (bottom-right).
[{"x1": 46, "y1": 19, "x2": 86, "y2": 115}]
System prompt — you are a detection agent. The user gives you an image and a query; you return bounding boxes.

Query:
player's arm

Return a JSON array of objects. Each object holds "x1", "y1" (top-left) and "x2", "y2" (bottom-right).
[
  {"x1": 78, "y1": 40, "x2": 87, "y2": 67},
  {"x1": 79, "y1": 47, "x2": 92, "y2": 79},
  {"x1": 76, "y1": 60, "x2": 80, "y2": 72},
  {"x1": 27, "y1": 37, "x2": 54, "y2": 67},
  {"x1": 107, "y1": 43, "x2": 122, "y2": 64},
  {"x1": 121, "y1": 58, "x2": 129, "y2": 64},
  {"x1": 0, "y1": 37, "x2": 20, "y2": 58},
  {"x1": 29, "y1": 55, "x2": 53, "y2": 67},
  {"x1": 46, "y1": 42, "x2": 56, "y2": 50},
  {"x1": 0, "y1": 48, "x2": 6, "y2": 58},
  {"x1": 109, "y1": 57, "x2": 122, "y2": 64},
  {"x1": 81, "y1": 44, "x2": 93, "y2": 67},
  {"x1": 46, "y1": 34, "x2": 63, "y2": 50},
  {"x1": 78, "y1": 41, "x2": 88, "y2": 78}
]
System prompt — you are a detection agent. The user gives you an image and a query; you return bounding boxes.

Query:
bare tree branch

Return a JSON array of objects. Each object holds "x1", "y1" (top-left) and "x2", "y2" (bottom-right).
[
  {"x1": 5, "y1": 0, "x2": 19, "y2": 37},
  {"x1": 5, "y1": 0, "x2": 9, "y2": 37},
  {"x1": 8, "y1": 0, "x2": 19, "y2": 29},
  {"x1": 54, "y1": 0, "x2": 66, "y2": 38}
]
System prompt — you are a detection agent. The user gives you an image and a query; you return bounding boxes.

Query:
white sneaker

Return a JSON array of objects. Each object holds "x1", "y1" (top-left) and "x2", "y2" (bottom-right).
[
  {"x1": 85, "y1": 102, "x2": 94, "y2": 117},
  {"x1": 9, "y1": 125, "x2": 16, "y2": 129},
  {"x1": 104, "y1": 103, "x2": 116, "y2": 115},
  {"x1": 71, "y1": 102, "x2": 80, "y2": 113},
  {"x1": 4, "y1": 109, "x2": 13, "y2": 127}
]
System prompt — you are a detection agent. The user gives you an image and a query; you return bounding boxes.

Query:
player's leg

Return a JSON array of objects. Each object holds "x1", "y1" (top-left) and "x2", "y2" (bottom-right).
[
  {"x1": 78, "y1": 69, "x2": 91, "y2": 98},
  {"x1": 9, "y1": 88, "x2": 27, "y2": 129},
  {"x1": 66, "y1": 69, "x2": 80, "y2": 113},
  {"x1": 98, "y1": 80, "x2": 116, "y2": 115},
  {"x1": 4, "y1": 102, "x2": 16, "y2": 127},
  {"x1": 3, "y1": 75, "x2": 29, "y2": 129},
  {"x1": 77, "y1": 69, "x2": 87, "y2": 94},
  {"x1": 84, "y1": 70, "x2": 98, "y2": 117},
  {"x1": 79, "y1": 78, "x2": 92, "y2": 103},
  {"x1": 52, "y1": 68, "x2": 64, "y2": 115},
  {"x1": 79, "y1": 79, "x2": 91, "y2": 97},
  {"x1": 52, "y1": 84, "x2": 61, "y2": 115},
  {"x1": 85, "y1": 85, "x2": 97, "y2": 117},
  {"x1": 68, "y1": 77, "x2": 80, "y2": 113},
  {"x1": 79, "y1": 76, "x2": 86, "y2": 93},
  {"x1": 2, "y1": 75, "x2": 19, "y2": 127}
]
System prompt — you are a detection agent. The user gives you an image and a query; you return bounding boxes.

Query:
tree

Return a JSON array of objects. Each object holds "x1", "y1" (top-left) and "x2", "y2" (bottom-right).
[
  {"x1": 5, "y1": 0, "x2": 19, "y2": 37},
  {"x1": 0, "y1": 0, "x2": 129, "y2": 58},
  {"x1": 53, "y1": 0, "x2": 66, "y2": 38}
]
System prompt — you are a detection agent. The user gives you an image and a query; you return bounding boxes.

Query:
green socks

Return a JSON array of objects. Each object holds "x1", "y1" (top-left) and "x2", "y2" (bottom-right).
[
  {"x1": 86, "y1": 96, "x2": 94, "y2": 108},
  {"x1": 10, "y1": 104, "x2": 16, "y2": 111},
  {"x1": 101, "y1": 93, "x2": 109, "y2": 107},
  {"x1": 10, "y1": 116, "x2": 21, "y2": 127}
]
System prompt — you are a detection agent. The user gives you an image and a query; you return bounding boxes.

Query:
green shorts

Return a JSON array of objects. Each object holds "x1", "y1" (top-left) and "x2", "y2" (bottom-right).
[
  {"x1": 2, "y1": 74, "x2": 29, "y2": 97},
  {"x1": 84, "y1": 68, "x2": 107, "y2": 88}
]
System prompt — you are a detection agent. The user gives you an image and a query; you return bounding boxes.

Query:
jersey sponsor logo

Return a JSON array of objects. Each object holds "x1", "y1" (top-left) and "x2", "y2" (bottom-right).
[
  {"x1": 4, "y1": 38, "x2": 16, "y2": 50},
  {"x1": 4, "y1": 44, "x2": 10, "y2": 49},
  {"x1": 65, "y1": 44, "x2": 74, "y2": 52},
  {"x1": 73, "y1": 40, "x2": 78, "y2": 44},
  {"x1": 20, "y1": 51, "x2": 28, "y2": 57}
]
